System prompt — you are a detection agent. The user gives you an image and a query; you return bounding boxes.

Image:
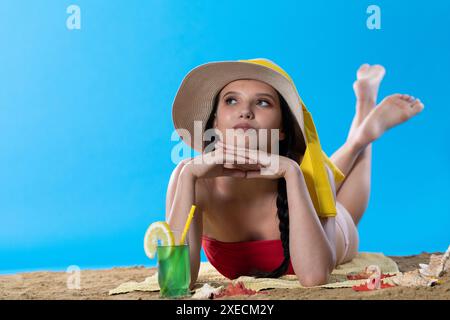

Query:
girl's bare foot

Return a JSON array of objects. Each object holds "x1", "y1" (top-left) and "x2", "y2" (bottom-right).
[
  {"x1": 347, "y1": 64, "x2": 386, "y2": 143},
  {"x1": 352, "y1": 94, "x2": 425, "y2": 148},
  {"x1": 353, "y1": 64, "x2": 386, "y2": 113}
]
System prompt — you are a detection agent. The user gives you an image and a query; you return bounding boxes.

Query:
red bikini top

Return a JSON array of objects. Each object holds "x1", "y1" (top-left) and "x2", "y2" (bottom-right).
[{"x1": 201, "y1": 235, "x2": 295, "y2": 280}]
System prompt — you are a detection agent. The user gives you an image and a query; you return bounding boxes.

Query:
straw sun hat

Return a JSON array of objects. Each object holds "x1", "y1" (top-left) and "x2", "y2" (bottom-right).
[{"x1": 171, "y1": 58, "x2": 346, "y2": 218}]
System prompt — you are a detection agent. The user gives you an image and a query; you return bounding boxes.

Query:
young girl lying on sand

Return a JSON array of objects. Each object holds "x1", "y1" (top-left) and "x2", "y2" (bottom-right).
[{"x1": 167, "y1": 59, "x2": 424, "y2": 289}]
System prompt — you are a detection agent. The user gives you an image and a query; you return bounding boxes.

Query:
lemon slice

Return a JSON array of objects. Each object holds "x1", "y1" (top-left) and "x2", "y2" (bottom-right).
[{"x1": 143, "y1": 221, "x2": 175, "y2": 259}]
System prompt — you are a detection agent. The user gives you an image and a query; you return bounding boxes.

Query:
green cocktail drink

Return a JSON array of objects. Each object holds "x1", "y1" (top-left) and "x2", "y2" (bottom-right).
[
  {"x1": 157, "y1": 244, "x2": 191, "y2": 298},
  {"x1": 145, "y1": 207, "x2": 197, "y2": 299}
]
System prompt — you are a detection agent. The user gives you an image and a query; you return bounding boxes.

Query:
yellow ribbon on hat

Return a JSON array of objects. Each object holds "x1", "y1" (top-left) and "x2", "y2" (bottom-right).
[{"x1": 240, "y1": 58, "x2": 345, "y2": 218}]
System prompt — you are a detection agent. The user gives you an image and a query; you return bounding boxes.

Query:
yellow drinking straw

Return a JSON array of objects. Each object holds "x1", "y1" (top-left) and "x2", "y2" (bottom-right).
[{"x1": 179, "y1": 205, "x2": 196, "y2": 245}]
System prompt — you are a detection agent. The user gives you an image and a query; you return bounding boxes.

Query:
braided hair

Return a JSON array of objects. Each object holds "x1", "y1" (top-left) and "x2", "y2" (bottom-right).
[{"x1": 203, "y1": 88, "x2": 304, "y2": 278}]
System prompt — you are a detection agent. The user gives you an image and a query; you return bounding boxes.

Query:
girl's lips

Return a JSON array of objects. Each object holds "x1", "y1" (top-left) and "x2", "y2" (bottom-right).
[
  {"x1": 232, "y1": 125, "x2": 257, "y2": 131},
  {"x1": 234, "y1": 127, "x2": 254, "y2": 132},
  {"x1": 233, "y1": 122, "x2": 256, "y2": 130}
]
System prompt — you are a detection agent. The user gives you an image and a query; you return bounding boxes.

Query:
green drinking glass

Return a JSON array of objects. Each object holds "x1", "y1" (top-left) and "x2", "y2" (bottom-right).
[{"x1": 157, "y1": 230, "x2": 191, "y2": 298}]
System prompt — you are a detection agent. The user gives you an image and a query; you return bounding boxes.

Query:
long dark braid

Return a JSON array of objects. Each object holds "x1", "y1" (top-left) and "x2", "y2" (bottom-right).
[{"x1": 204, "y1": 89, "x2": 304, "y2": 278}]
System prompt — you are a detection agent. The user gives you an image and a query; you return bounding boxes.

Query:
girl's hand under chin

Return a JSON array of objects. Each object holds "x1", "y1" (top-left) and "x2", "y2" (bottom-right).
[{"x1": 215, "y1": 140, "x2": 299, "y2": 179}]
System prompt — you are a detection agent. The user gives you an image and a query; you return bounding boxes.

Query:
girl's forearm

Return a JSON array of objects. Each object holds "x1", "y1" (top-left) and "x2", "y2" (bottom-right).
[
  {"x1": 167, "y1": 166, "x2": 197, "y2": 232},
  {"x1": 284, "y1": 166, "x2": 336, "y2": 286},
  {"x1": 166, "y1": 165, "x2": 201, "y2": 288}
]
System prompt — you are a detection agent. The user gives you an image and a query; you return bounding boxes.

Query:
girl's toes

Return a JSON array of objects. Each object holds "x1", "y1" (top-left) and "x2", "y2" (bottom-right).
[
  {"x1": 359, "y1": 63, "x2": 370, "y2": 72},
  {"x1": 373, "y1": 64, "x2": 385, "y2": 71},
  {"x1": 411, "y1": 99, "x2": 425, "y2": 112},
  {"x1": 400, "y1": 94, "x2": 411, "y2": 101},
  {"x1": 357, "y1": 63, "x2": 370, "y2": 77},
  {"x1": 399, "y1": 94, "x2": 418, "y2": 103},
  {"x1": 406, "y1": 95, "x2": 416, "y2": 102},
  {"x1": 371, "y1": 65, "x2": 386, "y2": 76}
]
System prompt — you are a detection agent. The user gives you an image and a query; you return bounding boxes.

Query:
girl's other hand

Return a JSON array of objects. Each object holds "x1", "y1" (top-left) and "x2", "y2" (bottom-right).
[
  {"x1": 216, "y1": 140, "x2": 299, "y2": 179},
  {"x1": 183, "y1": 142, "x2": 247, "y2": 179}
]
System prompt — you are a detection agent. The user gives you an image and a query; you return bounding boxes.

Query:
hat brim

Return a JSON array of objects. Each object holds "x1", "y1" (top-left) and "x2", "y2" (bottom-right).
[{"x1": 172, "y1": 60, "x2": 306, "y2": 156}]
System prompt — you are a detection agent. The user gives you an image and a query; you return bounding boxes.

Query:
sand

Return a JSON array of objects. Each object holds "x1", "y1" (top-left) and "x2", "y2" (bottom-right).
[{"x1": 1, "y1": 252, "x2": 449, "y2": 300}]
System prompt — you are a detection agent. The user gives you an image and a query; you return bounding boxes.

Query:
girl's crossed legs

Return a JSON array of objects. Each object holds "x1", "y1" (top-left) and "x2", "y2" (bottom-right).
[{"x1": 330, "y1": 64, "x2": 424, "y2": 265}]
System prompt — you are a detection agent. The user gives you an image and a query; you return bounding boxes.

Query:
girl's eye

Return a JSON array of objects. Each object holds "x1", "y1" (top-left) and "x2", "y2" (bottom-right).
[
  {"x1": 224, "y1": 97, "x2": 270, "y2": 107},
  {"x1": 225, "y1": 97, "x2": 237, "y2": 105},
  {"x1": 258, "y1": 99, "x2": 270, "y2": 107}
]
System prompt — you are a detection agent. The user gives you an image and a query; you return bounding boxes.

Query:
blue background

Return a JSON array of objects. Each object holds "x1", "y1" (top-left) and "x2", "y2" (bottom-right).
[{"x1": 1, "y1": 0, "x2": 449, "y2": 274}]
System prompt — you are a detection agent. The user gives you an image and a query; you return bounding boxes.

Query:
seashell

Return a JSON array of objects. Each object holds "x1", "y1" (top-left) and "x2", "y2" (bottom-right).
[
  {"x1": 419, "y1": 245, "x2": 450, "y2": 278},
  {"x1": 365, "y1": 265, "x2": 381, "y2": 290},
  {"x1": 191, "y1": 283, "x2": 224, "y2": 300},
  {"x1": 391, "y1": 269, "x2": 439, "y2": 287}
]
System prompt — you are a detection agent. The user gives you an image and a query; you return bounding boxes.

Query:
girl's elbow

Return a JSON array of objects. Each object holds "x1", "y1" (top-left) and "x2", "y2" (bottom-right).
[
  {"x1": 189, "y1": 272, "x2": 199, "y2": 291},
  {"x1": 189, "y1": 279, "x2": 197, "y2": 291},
  {"x1": 298, "y1": 272, "x2": 331, "y2": 287},
  {"x1": 189, "y1": 256, "x2": 201, "y2": 290}
]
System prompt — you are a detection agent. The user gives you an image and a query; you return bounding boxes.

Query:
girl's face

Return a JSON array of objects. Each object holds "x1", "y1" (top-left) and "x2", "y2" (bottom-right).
[{"x1": 213, "y1": 79, "x2": 286, "y2": 150}]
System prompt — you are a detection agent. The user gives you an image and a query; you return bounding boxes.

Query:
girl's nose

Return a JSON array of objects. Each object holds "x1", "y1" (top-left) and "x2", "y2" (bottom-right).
[{"x1": 239, "y1": 107, "x2": 254, "y2": 119}]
